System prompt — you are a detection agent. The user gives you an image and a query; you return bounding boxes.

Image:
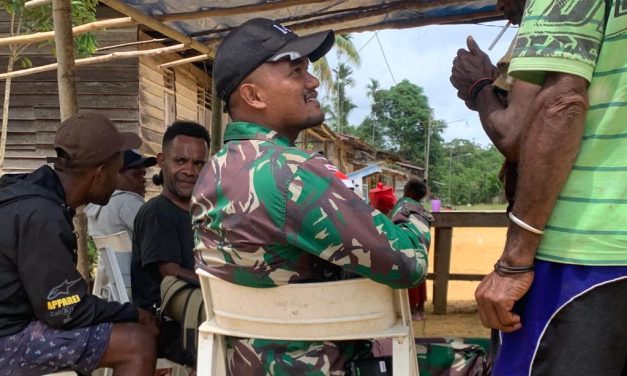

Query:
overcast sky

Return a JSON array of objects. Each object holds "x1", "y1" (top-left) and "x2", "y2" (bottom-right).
[{"x1": 323, "y1": 21, "x2": 518, "y2": 147}]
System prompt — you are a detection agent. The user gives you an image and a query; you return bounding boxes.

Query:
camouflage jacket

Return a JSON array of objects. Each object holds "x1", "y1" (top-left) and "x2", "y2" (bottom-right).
[{"x1": 192, "y1": 122, "x2": 432, "y2": 375}]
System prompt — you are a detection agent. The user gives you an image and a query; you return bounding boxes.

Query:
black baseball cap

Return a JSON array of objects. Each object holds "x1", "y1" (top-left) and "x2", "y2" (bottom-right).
[
  {"x1": 122, "y1": 149, "x2": 156, "y2": 170},
  {"x1": 214, "y1": 18, "x2": 335, "y2": 102}
]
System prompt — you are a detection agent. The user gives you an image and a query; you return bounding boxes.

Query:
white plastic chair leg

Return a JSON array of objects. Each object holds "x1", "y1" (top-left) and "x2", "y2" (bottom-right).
[
  {"x1": 197, "y1": 327, "x2": 214, "y2": 375},
  {"x1": 214, "y1": 334, "x2": 227, "y2": 376},
  {"x1": 392, "y1": 334, "x2": 411, "y2": 376}
]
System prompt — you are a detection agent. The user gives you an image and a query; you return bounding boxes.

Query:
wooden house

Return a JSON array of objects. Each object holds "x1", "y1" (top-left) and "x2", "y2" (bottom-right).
[
  {"x1": 300, "y1": 125, "x2": 424, "y2": 199},
  {"x1": 0, "y1": 6, "x2": 226, "y2": 194}
]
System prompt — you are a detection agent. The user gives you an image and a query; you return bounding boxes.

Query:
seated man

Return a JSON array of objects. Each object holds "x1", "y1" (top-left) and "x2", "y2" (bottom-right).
[
  {"x1": 86, "y1": 149, "x2": 156, "y2": 239},
  {"x1": 0, "y1": 112, "x2": 158, "y2": 375},
  {"x1": 192, "y1": 18, "x2": 433, "y2": 375},
  {"x1": 131, "y1": 121, "x2": 209, "y2": 311},
  {"x1": 398, "y1": 178, "x2": 430, "y2": 320}
]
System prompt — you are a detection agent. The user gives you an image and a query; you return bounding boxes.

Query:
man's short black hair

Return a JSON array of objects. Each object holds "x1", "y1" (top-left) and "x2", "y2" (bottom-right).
[
  {"x1": 163, "y1": 121, "x2": 210, "y2": 148},
  {"x1": 404, "y1": 177, "x2": 428, "y2": 201}
]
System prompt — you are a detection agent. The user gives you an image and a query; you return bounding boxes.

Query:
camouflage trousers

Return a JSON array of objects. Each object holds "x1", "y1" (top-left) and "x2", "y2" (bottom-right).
[{"x1": 226, "y1": 338, "x2": 371, "y2": 376}]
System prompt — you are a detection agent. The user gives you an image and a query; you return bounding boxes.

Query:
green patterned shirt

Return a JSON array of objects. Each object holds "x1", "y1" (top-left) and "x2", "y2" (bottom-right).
[{"x1": 510, "y1": 0, "x2": 627, "y2": 265}]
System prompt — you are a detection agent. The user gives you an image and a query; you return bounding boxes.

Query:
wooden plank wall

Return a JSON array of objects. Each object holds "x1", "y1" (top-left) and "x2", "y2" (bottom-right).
[
  {"x1": 137, "y1": 30, "x2": 213, "y2": 155},
  {"x1": 0, "y1": 6, "x2": 140, "y2": 173},
  {"x1": 136, "y1": 31, "x2": 216, "y2": 197}
]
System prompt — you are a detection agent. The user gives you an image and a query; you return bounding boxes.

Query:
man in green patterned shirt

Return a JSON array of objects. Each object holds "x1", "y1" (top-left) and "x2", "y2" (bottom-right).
[
  {"x1": 471, "y1": 1, "x2": 627, "y2": 375},
  {"x1": 191, "y1": 18, "x2": 433, "y2": 375}
]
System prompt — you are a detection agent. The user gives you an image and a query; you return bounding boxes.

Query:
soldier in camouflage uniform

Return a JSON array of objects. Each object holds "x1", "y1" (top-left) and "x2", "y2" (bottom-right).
[{"x1": 191, "y1": 18, "x2": 433, "y2": 375}]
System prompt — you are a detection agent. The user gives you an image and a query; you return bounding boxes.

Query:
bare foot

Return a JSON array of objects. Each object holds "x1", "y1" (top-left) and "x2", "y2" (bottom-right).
[{"x1": 411, "y1": 311, "x2": 425, "y2": 321}]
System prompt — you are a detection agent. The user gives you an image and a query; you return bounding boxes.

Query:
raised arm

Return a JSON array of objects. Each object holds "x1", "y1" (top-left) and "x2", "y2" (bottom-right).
[{"x1": 451, "y1": 36, "x2": 540, "y2": 160}]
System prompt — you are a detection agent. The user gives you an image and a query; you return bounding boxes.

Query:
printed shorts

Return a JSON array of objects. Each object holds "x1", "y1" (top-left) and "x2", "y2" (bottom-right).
[
  {"x1": 0, "y1": 320, "x2": 112, "y2": 376},
  {"x1": 493, "y1": 260, "x2": 627, "y2": 376}
]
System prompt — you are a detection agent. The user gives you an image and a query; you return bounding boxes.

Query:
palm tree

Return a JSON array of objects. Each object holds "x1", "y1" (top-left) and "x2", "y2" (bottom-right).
[
  {"x1": 366, "y1": 78, "x2": 380, "y2": 144},
  {"x1": 332, "y1": 63, "x2": 357, "y2": 133},
  {"x1": 313, "y1": 34, "x2": 360, "y2": 91}
]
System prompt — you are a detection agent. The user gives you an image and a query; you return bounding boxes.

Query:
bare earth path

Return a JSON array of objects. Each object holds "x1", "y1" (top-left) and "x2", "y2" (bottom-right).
[{"x1": 413, "y1": 227, "x2": 507, "y2": 338}]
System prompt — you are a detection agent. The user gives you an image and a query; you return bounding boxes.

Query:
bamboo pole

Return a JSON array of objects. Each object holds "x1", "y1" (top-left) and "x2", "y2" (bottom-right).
[
  {"x1": 96, "y1": 37, "x2": 168, "y2": 52},
  {"x1": 99, "y1": 0, "x2": 214, "y2": 56},
  {"x1": 0, "y1": 17, "x2": 136, "y2": 47},
  {"x1": 53, "y1": 0, "x2": 89, "y2": 279},
  {"x1": 0, "y1": 44, "x2": 187, "y2": 80},
  {"x1": 24, "y1": 0, "x2": 51, "y2": 8},
  {"x1": 158, "y1": 54, "x2": 210, "y2": 70}
]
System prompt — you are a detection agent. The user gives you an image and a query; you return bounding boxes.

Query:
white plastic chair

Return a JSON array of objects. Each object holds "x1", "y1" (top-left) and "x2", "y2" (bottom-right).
[
  {"x1": 196, "y1": 268, "x2": 419, "y2": 376},
  {"x1": 91, "y1": 232, "x2": 188, "y2": 376},
  {"x1": 92, "y1": 231, "x2": 133, "y2": 302}
]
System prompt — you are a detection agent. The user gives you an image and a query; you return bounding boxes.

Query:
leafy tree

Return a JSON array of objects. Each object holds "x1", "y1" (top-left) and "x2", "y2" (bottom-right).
[
  {"x1": 443, "y1": 139, "x2": 503, "y2": 205},
  {"x1": 0, "y1": 0, "x2": 98, "y2": 173},
  {"x1": 362, "y1": 79, "x2": 436, "y2": 164}
]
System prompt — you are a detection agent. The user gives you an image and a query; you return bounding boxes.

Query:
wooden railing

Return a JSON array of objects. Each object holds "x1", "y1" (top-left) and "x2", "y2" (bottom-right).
[{"x1": 428, "y1": 211, "x2": 508, "y2": 314}]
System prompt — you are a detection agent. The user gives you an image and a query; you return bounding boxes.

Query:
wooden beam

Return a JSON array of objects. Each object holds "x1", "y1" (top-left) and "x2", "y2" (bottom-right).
[
  {"x1": 210, "y1": 66, "x2": 223, "y2": 156},
  {"x1": 53, "y1": 0, "x2": 77, "y2": 121},
  {"x1": 158, "y1": 54, "x2": 211, "y2": 70},
  {"x1": 432, "y1": 211, "x2": 508, "y2": 228},
  {"x1": 53, "y1": 0, "x2": 90, "y2": 280},
  {"x1": 156, "y1": 0, "x2": 328, "y2": 22},
  {"x1": 99, "y1": 0, "x2": 214, "y2": 56},
  {"x1": 0, "y1": 44, "x2": 187, "y2": 80},
  {"x1": 433, "y1": 227, "x2": 453, "y2": 315}
]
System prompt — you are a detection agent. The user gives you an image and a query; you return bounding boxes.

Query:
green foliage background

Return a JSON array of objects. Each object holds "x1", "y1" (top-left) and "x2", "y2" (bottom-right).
[{"x1": 337, "y1": 79, "x2": 504, "y2": 204}]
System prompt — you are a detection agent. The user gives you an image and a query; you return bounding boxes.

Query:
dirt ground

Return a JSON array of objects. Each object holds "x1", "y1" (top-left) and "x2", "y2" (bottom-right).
[{"x1": 413, "y1": 227, "x2": 507, "y2": 338}]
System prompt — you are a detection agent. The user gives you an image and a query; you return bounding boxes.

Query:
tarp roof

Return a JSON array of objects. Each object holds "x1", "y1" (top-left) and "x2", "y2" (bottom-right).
[{"x1": 117, "y1": 0, "x2": 501, "y2": 43}]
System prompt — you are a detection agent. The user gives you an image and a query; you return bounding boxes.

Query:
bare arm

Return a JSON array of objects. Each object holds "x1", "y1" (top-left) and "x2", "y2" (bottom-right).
[
  {"x1": 158, "y1": 262, "x2": 199, "y2": 285},
  {"x1": 451, "y1": 36, "x2": 540, "y2": 160},
  {"x1": 474, "y1": 80, "x2": 540, "y2": 160},
  {"x1": 475, "y1": 72, "x2": 589, "y2": 332},
  {"x1": 502, "y1": 73, "x2": 588, "y2": 265}
]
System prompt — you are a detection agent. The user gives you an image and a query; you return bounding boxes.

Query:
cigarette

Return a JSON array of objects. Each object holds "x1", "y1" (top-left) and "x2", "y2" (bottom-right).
[{"x1": 488, "y1": 21, "x2": 511, "y2": 51}]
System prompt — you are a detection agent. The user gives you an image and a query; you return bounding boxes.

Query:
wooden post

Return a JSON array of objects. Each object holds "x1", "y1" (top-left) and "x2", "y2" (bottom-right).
[
  {"x1": 432, "y1": 226, "x2": 453, "y2": 314},
  {"x1": 53, "y1": 0, "x2": 89, "y2": 280},
  {"x1": 210, "y1": 69, "x2": 223, "y2": 156}
]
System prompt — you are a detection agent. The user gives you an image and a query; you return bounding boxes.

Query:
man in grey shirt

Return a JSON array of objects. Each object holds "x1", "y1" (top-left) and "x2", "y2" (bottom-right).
[{"x1": 86, "y1": 149, "x2": 156, "y2": 238}]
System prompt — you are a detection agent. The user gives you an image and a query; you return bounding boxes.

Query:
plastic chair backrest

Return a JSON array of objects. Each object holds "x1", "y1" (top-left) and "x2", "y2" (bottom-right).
[
  {"x1": 199, "y1": 269, "x2": 399, "y2": 339},
  {"x1": 93, "y1": 231, "x2": 132, "y2": 288},
  {"x1": 196, "y1": 268, "x2": 419, "y2": 375}
]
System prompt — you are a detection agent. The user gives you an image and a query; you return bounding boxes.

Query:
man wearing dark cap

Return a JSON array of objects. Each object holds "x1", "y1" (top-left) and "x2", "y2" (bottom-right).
[
  {"x1": 0, "y1": 111, "x2": 158, "y2": 375},
  {"x1": 192, "y1": 19, "x2": 432, "y2": 375},
  {"x1": 86, "y1": 149, "x2": 156, "y2": 239}
]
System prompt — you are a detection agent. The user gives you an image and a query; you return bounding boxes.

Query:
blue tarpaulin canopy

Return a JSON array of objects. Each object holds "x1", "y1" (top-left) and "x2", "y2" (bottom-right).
[{"x1": 105, "y1": 0, "x2": 501, "y2": 52}]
